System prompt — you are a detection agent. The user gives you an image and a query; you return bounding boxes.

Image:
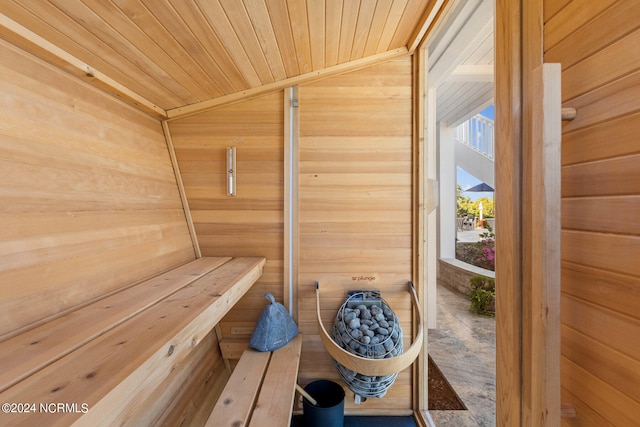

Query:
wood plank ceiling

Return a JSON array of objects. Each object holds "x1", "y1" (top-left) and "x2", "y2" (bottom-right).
[{"x1": 0, "y1": 0, "x2": 440, "y2": 116}]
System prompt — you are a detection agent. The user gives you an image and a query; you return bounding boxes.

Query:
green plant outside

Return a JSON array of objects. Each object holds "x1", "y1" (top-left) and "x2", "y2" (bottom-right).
[{"x1": 469, "y1": 275, "x2": 495, "y2": 317}]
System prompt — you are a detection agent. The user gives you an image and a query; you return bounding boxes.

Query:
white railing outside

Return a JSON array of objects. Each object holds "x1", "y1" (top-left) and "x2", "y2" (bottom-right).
[{"x1": 456, "y1": 114, "x2": 494, "y2": 160}]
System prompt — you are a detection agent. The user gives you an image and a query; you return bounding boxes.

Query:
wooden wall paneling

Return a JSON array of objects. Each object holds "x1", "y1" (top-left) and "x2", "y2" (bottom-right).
[
  {"x1": 168, "y1": 91, "x2": 285, "y2": 345},
  {"x1": 560, "y1": 69, "x2": 640, "y2": 135},
  {"x1": 561, "y1": 261, "x2": 640, "y2": 320},
  {"x1": 560, "y1": 29, "x2": 640, "y2": 102},
  {"x1": 544, "y1": 0, "x2": 640, "y2": 69},
  {"x1": 0, "y1": 38, "x2": 194, "y2": 338},
  {"x1": 543, "y1": 0, "x2": 640, "y2": 424},
  {"x1": 562, "y1": 196, "x2": 640, "y2": 235},
  {"x1": 543, "y1": 0, "x2": 615, "y2": 51},
  {"x1": 543, "y1": 0, "x2": 572, "y2": 23},
  {"x1": 162, "y1": 120, "x2": 202, "y2": 258},
  {"x1": 561, "y1": 357, "x2": 639, "y2": 426},
  {"x1": 562, "y1": 293, "x2": 640, "y2": 361},
  {"x1": 298, "y1": 58, "x2": 414, "y2": 414},
  {"x1": 0, "y1": 45, "x2": 166, "y2": 152},
  {"x1": 561, "y1": 110, "x2": 640, "y2": 166},
  {"x1": 562, "y1": 155, "x2": 640, "y2": 197},
  {"x1": 560, "y1": 388, "x2": 609, "y2": 427},
  {"x1": 0, "y1": 8, "x2": 167, "y2": 116},
  {"x1": 561, "y1": 324, "x2": 640, "y2": 404}
]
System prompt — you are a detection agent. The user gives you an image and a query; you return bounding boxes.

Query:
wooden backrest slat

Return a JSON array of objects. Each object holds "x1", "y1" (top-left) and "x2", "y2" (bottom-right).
[
  {"x1": 204, "y1": 349, "x2": 271, "y2": 427},
  {"x1": 0, "y1": 257, "x2": 265, "y2": 426},
  {"x1": 0, "y1": 257, "x2": 231, "y2": 393},
  {"x1": 219, "y1": 339, "x2": 250, "y2": 360},
  {"x1": 249, "y1": 335, "x2": 303, "y2": 427}
]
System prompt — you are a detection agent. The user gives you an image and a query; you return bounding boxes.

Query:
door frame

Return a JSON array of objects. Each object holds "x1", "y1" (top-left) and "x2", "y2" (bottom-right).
[{"x1": 414, "y1": 0, "x2": 551, "y2": 424}]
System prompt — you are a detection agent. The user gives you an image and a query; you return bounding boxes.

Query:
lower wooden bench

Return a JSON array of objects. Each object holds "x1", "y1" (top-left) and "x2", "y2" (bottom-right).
[
  {"x1": 206, "y1": 334, "x2": 303, "y2": 427},
  {"x1": 0, "y1": 256, "x2": 265, "y2": 426}
]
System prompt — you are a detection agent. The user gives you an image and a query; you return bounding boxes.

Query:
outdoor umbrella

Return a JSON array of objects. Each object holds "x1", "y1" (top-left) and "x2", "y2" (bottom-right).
[
  {"x1": 464, "y1": 182, "x2": 494, "y2": 221},
  {"x1": 464, "y1": 182, "x2": 494, "y2": 192}
]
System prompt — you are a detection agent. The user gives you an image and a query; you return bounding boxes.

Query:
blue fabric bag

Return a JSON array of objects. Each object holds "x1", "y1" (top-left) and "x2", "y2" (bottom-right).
[{"x1": 249, "y1": 293, "x2": 299, "y2": 352}]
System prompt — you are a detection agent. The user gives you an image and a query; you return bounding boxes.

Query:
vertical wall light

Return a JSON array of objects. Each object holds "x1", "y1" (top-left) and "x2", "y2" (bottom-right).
[{"x1": 226, "y1": 146, "x2": 236, "y2": 196}]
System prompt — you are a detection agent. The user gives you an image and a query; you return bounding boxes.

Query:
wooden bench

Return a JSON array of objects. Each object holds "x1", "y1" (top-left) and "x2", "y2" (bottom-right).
[
  {"x1": 0, "y1": 256, "x2": 265, "y2": 426},
  {"x1": 206, "y1": 335, "x2": 303, "y2": 427}
]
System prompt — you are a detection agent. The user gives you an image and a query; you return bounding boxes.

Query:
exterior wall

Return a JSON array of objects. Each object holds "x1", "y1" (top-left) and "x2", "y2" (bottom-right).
[
  {"x1": 297, "y1": 58, "x2": 415, "y2": 414},
  {"x1": 438, "y1": 124, "x2": 457, "y2": 260},
  {"x1": 438, "y1": 258, "x2": 494, "y2": 297},
  {"x1": 544, "y1": 1, "x2": 640, "y2": 424},
  {"x1": 0, "y1": 38, "x2": 195, "y2": 339}
]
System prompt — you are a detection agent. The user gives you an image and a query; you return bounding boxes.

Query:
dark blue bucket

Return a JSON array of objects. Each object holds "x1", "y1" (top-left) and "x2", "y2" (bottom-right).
[{"x1": 303, "y1": 380, "x2": 345, "y2": 427}]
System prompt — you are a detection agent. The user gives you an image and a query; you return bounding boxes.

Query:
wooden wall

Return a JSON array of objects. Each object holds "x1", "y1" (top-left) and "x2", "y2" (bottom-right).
[
  {"x1": 168, "y1": 57, "x2": 416, "y2": 415},
  {"x1": 543, "y1": 1, "x2": 640, "y2": 425},
  {"x1": 297, "y1": 58, "x2": 415, "y2": 414},
  {"x1": 168, "y1": 92, "x2": 285, "y2": 343},
  {"x1": 0, "y1": 37, "x2": 195, "y2": 340}
]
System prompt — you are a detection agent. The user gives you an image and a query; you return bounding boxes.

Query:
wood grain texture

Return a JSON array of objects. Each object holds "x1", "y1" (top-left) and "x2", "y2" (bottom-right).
[
  {"x1": 495, "y1": 0, "x2": 523, "y2": 423},
  {"x1": 249, "y1": 335, "x2": 302, "y2": 426},
  {"x1": 0, "y1": 38, "x2": 194, "y2": 338},
  {"x1": 298, "y1": 58, "x2": 414, "y2": 413},
  {"x1": 1, "y1": 0, "x2": 434, "y2": 112},
  {"x1": 543, "y1": 1, "x2": 640, "y2": 424},
  {"x1": 544, "y1": 0, "x2": 614, "y2": 51},
  {"x1": 544, "y1": 0, "x2": 640, "y2": 69},
  {"x1": 560, "y1": 28, "x2": 640, "y2": 102},
  {"x1": 0, "y1": 257, "x2": 265, "y2": 426},
  {"x1": 126, "y1": 330, "x2": 227, "y2": 427},
  {"x1": 168, "y1": 91, "x2": 286, "y2": 372},
  {"x1": 206, "y1": 335, "x2": 302, "y2": 427},
  {"x1": 0, "y1": 257, "x2": 230, "y2": 393},
  {"x1": 205, "y1": 348, "x2": 271, "y2": 427},
  {"x1": 528, "y1": 63, "x2": 562, "y2": 425}
]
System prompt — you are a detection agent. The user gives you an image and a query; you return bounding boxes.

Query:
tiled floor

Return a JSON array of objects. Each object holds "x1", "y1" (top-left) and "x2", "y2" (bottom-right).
[{"x1": 427, "y1": 284, "x2": 496, "y2": 426}]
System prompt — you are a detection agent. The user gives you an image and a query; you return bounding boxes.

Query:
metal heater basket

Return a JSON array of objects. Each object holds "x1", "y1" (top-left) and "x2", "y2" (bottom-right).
[
  {"x1": 315, "y1": 281, "x2": 424, "y2": 401},
  {"x1": 331, "y1": 290, "x2": 403, "y2": 398}
]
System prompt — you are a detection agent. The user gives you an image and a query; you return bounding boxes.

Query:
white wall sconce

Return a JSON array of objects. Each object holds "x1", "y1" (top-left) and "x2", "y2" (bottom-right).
[{"x1": 226, "y1": 146, "x2": 236, "y2": 196}]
